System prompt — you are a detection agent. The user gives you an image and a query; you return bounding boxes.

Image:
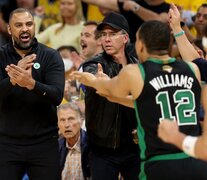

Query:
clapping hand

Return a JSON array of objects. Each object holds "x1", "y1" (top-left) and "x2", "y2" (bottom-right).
[
  {"x1": 6, "y1": 54, "x2": 36, "y2": 89},
  {"x1": 17, "y1": 54, "x2": 36, "y2": 70}
]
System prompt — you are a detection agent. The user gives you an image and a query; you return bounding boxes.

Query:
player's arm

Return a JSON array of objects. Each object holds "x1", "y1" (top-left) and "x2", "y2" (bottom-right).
[
  {"x1": 99, "y1": 94, "x2": 134, "y2": 108},
  {"x1": 188, "y1": 62, "x2": 201, "y2": 85},
  {"x1": 73, "y1": 64, "x2": 143, "y2": 101},
  {"x1": 81, "y1": 0, "x2": 119, "y2": 11},
  {"x1": 80, "y1": 63, "x2": 135, "y2": 108},
  {"x1": 93, "y1": 64, "x2": 143, "y2": 100}
]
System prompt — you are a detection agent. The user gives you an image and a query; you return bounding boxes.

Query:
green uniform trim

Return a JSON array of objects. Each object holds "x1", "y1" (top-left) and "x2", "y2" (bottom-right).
[
  {"x1": 136, "y1": 63, "x2": 147, "y2": 180},
  {"x1": 147, "y1": 152, "x2": 189, "y2": 162},
  {"x1": 139, "y1": 152, "x2": 190, "y2": 180},
  {"x1": 147, "y1": 57, "x2": 176, "y2": 64},
  {"x1": 186, "y1": 62, "x2": 195, "y2": 75},
  {"x1": 138, "y1": 63, "x2": 145, "y2": 81}
]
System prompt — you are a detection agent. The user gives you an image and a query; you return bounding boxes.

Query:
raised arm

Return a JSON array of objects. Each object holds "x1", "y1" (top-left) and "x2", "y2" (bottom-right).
[
  {"x1": 169, "y1": 3, "x2": 200, "y2": 61},
  {"x1": 123, "y1": 0, "x2": 168, "y2": 22},
  {"x1": 81, "y1": 0, "x2": 119, "y2": 11}
]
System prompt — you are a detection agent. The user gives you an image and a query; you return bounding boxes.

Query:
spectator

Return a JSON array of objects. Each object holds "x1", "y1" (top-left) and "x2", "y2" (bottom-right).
[
  {"x1": 57, "y1": 45, "x2": 79, "y2": 80},
  {"x1": 38, "y1": 0, "x2": 61, "y2": 32},
  {"x1": 36, "y1": 0, "x2": 85, "y2": 51},
  {"x1": 80, "y1": 12, "x2": 140, "y2": 180},
  {"x1": 58, "y1": 102, "x2": 90, "y2": 179},
  {"x1": 193, "y1": 3, "x2": 207, "y2": 39},
  {"x1": 69, "y1": 20, "x2": 104, "y2": 70},
  {"x1": 80, "y1": 21, "x2": 103, "y2": 60}
]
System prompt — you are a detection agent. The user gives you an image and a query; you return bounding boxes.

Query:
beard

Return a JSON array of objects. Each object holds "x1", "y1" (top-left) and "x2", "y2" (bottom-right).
[{"x1": 13, "y1": 33, "x2": 35, "y2": 50}]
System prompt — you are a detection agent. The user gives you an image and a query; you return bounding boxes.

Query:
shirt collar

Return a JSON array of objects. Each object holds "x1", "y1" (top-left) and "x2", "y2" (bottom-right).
[{"x1": 66, "y1": 136, "x2": 81, "y2": 153}]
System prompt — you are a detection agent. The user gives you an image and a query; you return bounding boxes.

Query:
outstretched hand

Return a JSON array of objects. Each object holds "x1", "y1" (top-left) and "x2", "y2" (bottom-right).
[
  {"x1": 96, "y1": 63, "x2": 109, "y2": 79},
  {"x1": 71, "y1": 71, "x2": 97, "y2": 88},
  {"x1": 71, "y1": 63, "x2": 110, "y2": 88}
]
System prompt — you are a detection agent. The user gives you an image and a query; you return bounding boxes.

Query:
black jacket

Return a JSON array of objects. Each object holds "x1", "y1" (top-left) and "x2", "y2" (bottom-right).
[
  {"x1": 0, "y1": 38, "x2": 65, "y2": 145},
  {"x1": 59, "y1": 129, "x2": 90, "y2": 179},
  {"x1": 82, "y1": 51, "x2": 139, "y2": 150}
]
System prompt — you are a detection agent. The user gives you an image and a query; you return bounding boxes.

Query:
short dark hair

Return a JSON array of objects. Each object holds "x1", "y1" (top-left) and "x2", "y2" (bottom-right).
[
  {"x1": 197, "y1": 3, "x2": 207, "y2": 12},
  {"x1": 84, "y1": 20, "x2": 101, "y2": 40},
  {"x1": 57, "y1": 45, "x2": 79, "y2": 54},
  {"x1": 84, "y1": 20, "x2": 98, "y2": 27},
  {"x1": 9, "y1": 8, "x2": 33, "y2": 23},
  {"x1": 138, "y1": 20, "x2": 171, "y2": 54}
]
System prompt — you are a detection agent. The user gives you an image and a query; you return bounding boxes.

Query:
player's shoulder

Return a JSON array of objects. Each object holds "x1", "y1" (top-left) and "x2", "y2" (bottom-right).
[{"x1": 121, "y1": 64, "x2": 141, "y2": 78}]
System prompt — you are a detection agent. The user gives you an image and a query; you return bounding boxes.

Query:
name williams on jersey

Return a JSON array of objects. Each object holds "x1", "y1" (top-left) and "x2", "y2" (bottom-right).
[{"x1": 149, "y1": 74, "x2": 194, "y2": 91}]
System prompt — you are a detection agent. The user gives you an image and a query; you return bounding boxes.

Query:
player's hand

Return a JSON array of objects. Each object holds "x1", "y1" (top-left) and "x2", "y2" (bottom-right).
[
  {"x1": 71, "y1": 71, "x2": 96, "y2": 88},
  {"x1": 96, "y1": 63, "x2": 109, "y2": 79},
  {"x1": 158, "y1": 119, "x2": 179, "y2": 144}
]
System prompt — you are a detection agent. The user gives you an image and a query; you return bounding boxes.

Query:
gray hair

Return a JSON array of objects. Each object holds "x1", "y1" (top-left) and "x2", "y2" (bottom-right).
[{"x1": 57, "y1": 102, "x2": 83, "y2": 121}]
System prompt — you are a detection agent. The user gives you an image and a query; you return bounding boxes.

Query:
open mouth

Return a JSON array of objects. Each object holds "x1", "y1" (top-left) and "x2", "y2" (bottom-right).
[
  {"x1": 20, "y1": 33, "x2": 31, "y2": 43},
  {"x1": 81, "y1": 42, "x2": 87, "y2": 50}
]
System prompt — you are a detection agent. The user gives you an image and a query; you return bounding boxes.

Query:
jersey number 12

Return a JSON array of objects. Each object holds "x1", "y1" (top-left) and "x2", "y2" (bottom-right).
[{"x1": 156, "y1": 89, "x2": 197, "y2": 126}]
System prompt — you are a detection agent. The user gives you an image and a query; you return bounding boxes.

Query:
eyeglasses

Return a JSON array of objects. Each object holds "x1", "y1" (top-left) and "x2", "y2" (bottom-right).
[{"x1": 100, "y1": 31, "x2": 125, "y2": 39}]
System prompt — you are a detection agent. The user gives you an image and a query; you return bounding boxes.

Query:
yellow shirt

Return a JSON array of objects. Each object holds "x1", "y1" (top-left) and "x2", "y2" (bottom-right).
[
  {"x1": 87, "y1": 5, "x2": 104, "y2": 21},
  {"x1": 36, "y1": 22, "x2": 84, "y2": 51},
  {"x1": 37, "y1": 0, "x2": 61, "y2": 31},
  {"x1": 166, "y1": 0, "x2": 207, "y2": 11}
]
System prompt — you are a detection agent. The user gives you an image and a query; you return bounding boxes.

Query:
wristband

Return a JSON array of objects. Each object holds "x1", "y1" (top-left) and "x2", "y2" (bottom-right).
[
  {"x1": 133, "y1": 4, "x2": 140, "y2": 13},
  {"x1": 202, "y1": 36, "x2": 207, "y2": 48},
  {"x1": 182, "y1": 136, "x2": 198, "y2": 157},
  {"x1": 174, "y1": 30, "x2": 185, "y2": 38}
]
